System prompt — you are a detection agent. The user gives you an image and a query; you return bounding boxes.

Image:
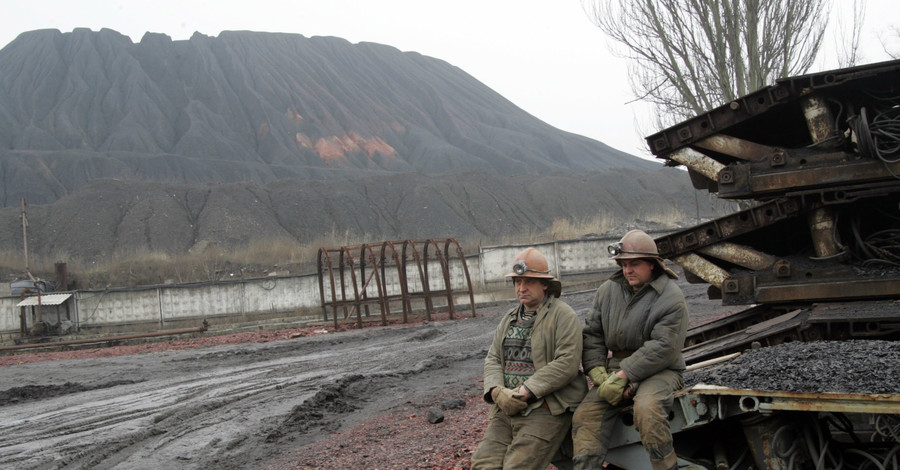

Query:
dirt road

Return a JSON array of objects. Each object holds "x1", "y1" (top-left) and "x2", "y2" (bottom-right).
[
  {"x1": 0, "y1": 313, "x2": 502, "y2": 469},
  {"x1": 0, "y1": 281, "x2": 720, "y2": 470}
]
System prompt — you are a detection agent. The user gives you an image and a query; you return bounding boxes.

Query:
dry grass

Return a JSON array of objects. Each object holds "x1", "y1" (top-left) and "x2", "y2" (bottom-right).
[{"x1": 0, "y1": 213, "x2": 685, "y2": 290}]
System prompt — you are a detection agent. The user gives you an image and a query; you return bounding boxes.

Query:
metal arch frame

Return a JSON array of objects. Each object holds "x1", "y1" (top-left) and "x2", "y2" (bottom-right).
[
  {"x1": 447, "y1": 238, "x2": 477, "y2": 319},
  {"x1": 379, "y1": 240, "x2": 411, "y2": 323},
  {"x1": 317, "y1": 246, "x2": 363, "y2": 328},
  {"x1": 318, "y1": 238, "x2": 476, "y2": 328},
  {"x1": 422, "y1": 238, "x2": 451, "y2": 318},
  {"x1": 357, "y1": 243, "x2": 388, "y2": 326},
  {"x1": 433, "y1": 238, "x2": 476, "y2": 319},
  {"x1": 404, "y1": 239, "x2": 434, "y2": 320}
]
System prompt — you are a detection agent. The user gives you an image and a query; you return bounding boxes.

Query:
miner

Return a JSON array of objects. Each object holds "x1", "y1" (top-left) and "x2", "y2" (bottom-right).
[
  {"x1": 572, "y1": 230, "x2": 689, "y2": 470},
  {"x1": 471, "y1": 247, "x2": 587, "y2": 470}
]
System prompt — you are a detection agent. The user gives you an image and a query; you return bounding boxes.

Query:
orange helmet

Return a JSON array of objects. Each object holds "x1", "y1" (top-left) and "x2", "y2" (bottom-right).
[
  {"x1": 506, "y1": 247, "x2": 555, "y2": 278},
  {"x1": 608, "y1": 230, "x2": 661, "y2": 260},
  {"x1": 608, "y1": 230, "x2": 679, "y2": 279}
]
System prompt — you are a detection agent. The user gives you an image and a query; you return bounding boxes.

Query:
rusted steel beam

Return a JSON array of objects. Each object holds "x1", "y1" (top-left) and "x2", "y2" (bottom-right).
[
  {"x1": 682, "y1": 308, "x2": 807, "y2": 364},
  {"x1": 645, "y1": 85, "x2": 793, "y2": 156},
  {"x1": 655, "y1": 198, "x2": 801, "y2": 259},
  {"x1": 689, "y1": 386, "x2": 900, "y2": 415},
  {"x1": 754, "y1": 278, "x2": 900, "y2": 304},
  {"x1": 646, "y1": 60, "x2": 900, "y2": 157},
  {"x1": 718, "y1": 155, "x2": 900, "y2": 199}
]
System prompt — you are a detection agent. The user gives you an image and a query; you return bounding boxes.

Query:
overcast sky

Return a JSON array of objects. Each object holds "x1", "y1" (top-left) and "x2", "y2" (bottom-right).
[{"x1": 1, "y1": 0, "x2": 896, "y2": 159}]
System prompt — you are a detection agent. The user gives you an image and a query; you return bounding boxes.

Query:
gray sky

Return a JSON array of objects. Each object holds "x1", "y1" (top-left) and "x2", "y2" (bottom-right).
[{"x1": 0, "y1": 0, "x2": 896, "y2": 159}]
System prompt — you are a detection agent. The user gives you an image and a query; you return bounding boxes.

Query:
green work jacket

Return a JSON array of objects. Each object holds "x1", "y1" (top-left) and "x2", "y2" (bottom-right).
[
  {"x1": 582, "y1": 270, "x2": 689, "y2": 383},
  {"x1": 482, "y1": 295, "x2": 588, "y2": 416}
]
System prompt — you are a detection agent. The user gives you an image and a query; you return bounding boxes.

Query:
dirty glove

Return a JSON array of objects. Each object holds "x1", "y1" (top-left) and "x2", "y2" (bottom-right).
[
  {"x1": 587, "y1": 367, "x2": 608, "y2": 388},
  {"x1": 598, "y1": 374, "x2": 628, "y2": 406},
  {"x1": 491, "y1": 387, "x2": 528, "y2": 416}
]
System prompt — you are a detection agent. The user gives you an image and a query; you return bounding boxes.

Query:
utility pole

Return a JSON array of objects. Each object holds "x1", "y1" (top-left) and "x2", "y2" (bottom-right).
[
  {"x1": 21, "y1": 197, "x2": 36, "y2": 282},
  {"x1": 21, "y1": 198, "x2": 33, "y2": 279}
]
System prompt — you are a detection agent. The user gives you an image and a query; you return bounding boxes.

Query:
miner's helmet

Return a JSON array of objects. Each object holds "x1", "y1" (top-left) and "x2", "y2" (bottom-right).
[
  {"x1": 607, "y1": 230, "x2": 679, "y2": 279},
  {"x1": 506, "y1": 247, "x2": 563, "y2": 297}
]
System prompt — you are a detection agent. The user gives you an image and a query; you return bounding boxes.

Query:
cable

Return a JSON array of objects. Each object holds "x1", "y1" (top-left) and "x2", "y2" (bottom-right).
[
  {"x1": 875, "y1": 415, "x2": 900, "y2": 444},
  {"x1": 849, "y1": 99, "x2": 900, "y2": 179}
]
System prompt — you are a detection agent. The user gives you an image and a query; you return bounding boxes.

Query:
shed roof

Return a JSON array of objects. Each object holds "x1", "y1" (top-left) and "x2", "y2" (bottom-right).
[{"x1": 16, "y1": 293, "x2": 72, "y2": 307}]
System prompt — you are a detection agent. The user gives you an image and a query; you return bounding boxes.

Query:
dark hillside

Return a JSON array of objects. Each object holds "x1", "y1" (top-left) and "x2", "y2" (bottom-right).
[
  {"x1": 0, "y1": 29, "x2": 721, "y2": 263},
  {"x1": 0, "y1": 28, "x2": 652, "y2": 202}
]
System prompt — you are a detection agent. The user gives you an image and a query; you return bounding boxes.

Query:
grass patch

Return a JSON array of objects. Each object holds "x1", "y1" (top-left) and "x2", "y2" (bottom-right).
[{"x1": 1, "y1": 213, "x2": 687, "y2": 290}]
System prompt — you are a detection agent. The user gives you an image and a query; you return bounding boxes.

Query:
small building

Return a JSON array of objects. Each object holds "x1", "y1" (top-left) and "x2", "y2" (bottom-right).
[{"x1": 16, "y1": 293, "x2": 74, "y2": 336}]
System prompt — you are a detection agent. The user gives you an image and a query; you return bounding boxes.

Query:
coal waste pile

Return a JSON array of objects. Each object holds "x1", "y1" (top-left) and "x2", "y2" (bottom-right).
[{"x1": 685, "y1": 340, "x2": 900, "y2": 395}]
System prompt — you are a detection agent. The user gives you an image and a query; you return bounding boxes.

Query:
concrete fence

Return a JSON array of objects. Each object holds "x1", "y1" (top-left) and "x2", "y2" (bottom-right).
[{"x1": 1, "y1": 236, "x2": 630, "y2": 341}]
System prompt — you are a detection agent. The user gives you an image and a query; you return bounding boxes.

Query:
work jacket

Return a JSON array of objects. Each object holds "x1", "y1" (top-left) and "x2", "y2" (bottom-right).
[
  {"x1": 482, "y1": 295, "x2": 588, "y2": 416},
  {"x1": 582, "y1": 270, "x2": 688, "y2": 383}
]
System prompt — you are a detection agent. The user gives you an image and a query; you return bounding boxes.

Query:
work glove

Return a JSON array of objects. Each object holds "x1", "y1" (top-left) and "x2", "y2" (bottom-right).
[
  {"x1": 587, "y1": 366, "x2": 609, "y2": 389},
  {"x1": 598, "y1": 374, "x2": 629, "y2": 406},
  {"x1": 491, "y1": 387, "x2": 528, "y2": 416}
]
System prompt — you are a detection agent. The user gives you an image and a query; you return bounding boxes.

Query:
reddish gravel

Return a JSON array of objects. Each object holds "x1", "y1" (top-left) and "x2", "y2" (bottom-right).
[{"x1": 281, "y1": 393, "x2": 491, "y2": 470}]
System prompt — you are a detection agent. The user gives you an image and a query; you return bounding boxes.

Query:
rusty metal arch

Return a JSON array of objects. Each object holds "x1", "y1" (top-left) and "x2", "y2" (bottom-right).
[
  {"x1": 357, "y1": 243, "x2": 388, "y2": 326},
  {"x1": 444, "y1": 238, "x2": 477, "y2": 318},
  {"x1": 317, "y1": 248, "x2": 339, "y2": 325},
  {"x1": 319, "y1": 238, "x2": 476, "y2": 327},
  {"x1": 404, "y1": 239, "x2": 433, "y2": 320},
  {"x1": 421, "y1": 239, "x2": 451, "y2": 317},
  {"x1": 317, "y1": 246, "x2": 363, "y2": 328},
  {"x1": 380, "y1": 240, "x2": 411, "y2": 323}
]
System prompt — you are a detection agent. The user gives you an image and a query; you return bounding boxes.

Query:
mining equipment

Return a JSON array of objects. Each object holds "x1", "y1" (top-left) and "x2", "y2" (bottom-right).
[{"x1": 603, "y1": 59, "x2": 900, "y2": 469}]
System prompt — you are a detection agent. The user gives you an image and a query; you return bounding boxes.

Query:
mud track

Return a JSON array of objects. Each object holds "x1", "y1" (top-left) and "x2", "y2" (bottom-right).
[
  {"x1": 0, "y1": 314, "x2": 502, "y2": 469},
  {"x1": 0, "y1": 283, "x2": 719, "y2": 470}
]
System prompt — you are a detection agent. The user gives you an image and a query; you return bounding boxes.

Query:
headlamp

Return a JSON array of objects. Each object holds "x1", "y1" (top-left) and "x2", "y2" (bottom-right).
[
  {"x1": 607, "y1": 242, "x2": 624, "y2": 256},
  {"x1": 607, "y1": 241, "x2": 659, "y2": 257},
  {"x1": 512, "y1": 260, "x2": 550, "y2": 276}
]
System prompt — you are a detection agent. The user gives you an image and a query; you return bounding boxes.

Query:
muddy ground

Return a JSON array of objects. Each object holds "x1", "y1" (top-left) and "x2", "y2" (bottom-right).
[{"x1": 0, "y1": 280, "x2": 724, "y2": 470}]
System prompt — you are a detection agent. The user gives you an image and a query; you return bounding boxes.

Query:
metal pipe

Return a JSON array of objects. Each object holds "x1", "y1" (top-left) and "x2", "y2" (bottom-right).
[
  {"x1": 695, "y1": 135, "x2": 772, "y2": 163},
  {"x1": 667, "y1": 147, "x2": 726, "y2": 182},
  {"x1": 807, "y1": 206, "x2": 843, "y2": 258},
  {"x1": 801, "y1": 95, "x2": 842, "y2": 148},
  {"x1": 0, "y1": 325, "x2": 209, "y2": 352},
  {"x1": 671, "y1": 253, "x2": 729, "y2": 289},
  {"x1": 697, "y1": 242, "x2": 777, "y2": 271}
]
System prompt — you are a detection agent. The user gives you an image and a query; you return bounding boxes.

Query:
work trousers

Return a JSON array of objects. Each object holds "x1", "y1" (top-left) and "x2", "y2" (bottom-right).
[
  {"x1": 471, "y1": 405, "x2": 573, "y2": 470},
  {"x1": 571, "y1": 369, "x2": 682, "y2": 470}
]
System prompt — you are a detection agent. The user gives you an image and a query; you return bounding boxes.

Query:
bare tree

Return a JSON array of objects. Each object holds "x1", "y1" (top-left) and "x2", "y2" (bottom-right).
[
  {"x1": 832, "y1": 0, "x2": 867, "y2": 67},
  {"x1": 883, "y1": 25, "x2": 900, "y2": 59},
  {"x1": 583, "y1": 0, "x2": 863, "y2": 125}
]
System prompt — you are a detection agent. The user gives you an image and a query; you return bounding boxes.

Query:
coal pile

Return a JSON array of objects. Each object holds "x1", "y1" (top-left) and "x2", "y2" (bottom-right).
[{"x1": 685, "y1": 340, "x2": 900, "y2": 395}]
